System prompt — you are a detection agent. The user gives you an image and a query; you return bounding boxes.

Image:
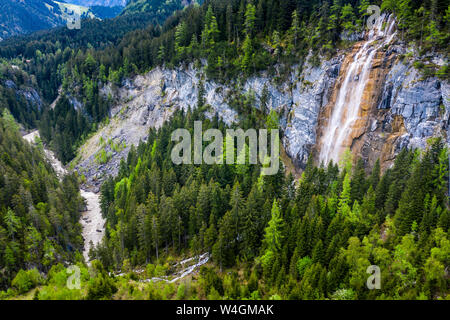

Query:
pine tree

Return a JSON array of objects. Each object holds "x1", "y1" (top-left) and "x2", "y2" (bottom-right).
[
  {"x1": 290, "y1": 10, "x2": 300, "y2": 48},
  {"x1": 136, "y1": 204, "x2": 150, "y2": 261},
  {"x1": 341, "y1": 3, "x2": 357, "y2": 32},
  {"x1": 244, "y1": 3, "x2": 256, "y2": 37},
  {"x1": 204, "y1": 215, "x2": 217, "y2": 252},
  {"x1": 241, "y1": 185, "x2": 263, "y2": 258},
  {"x1": 157, "y1": 45, "x2": 165, "y2": 64},
  {"x1": 328, "y1": 0, "x2": 342, "y2": 39},
  {"x1": 241, "y1": 35, "x2": 253, "y2": 74},
  {"x1": 338, "y1": 173, "x2": 351, "y2": 216},
  {"x1": 262, "y1": 199, "x2": 285, "y2": 253},
  {"x1": 369, "y1": 159, "x2": 381, "y2": 191},
  {"x1": 175, "y1": 22, "x2": 187, "y2": 59},
  {"x1": 151, "y1": 215, "x2": 160, "y2": 261},
  {"x1": 229, "y1": 181, "x2": 244, "y2": 241},
  {"x1": 351, "y1": 158, "x2": 367, "y2": 205}
]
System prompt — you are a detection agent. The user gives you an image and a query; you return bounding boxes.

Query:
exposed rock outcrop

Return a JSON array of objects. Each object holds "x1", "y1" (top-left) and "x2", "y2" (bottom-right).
[
  {"x1": 2, "y1": 78, "x2": 43, "y2": 111},
  {"x1": 242, "y1": 55, "x2": 343, "y2": 169},
  {"x1": 372, "y1": 57, "x2": 449, "y2": 169},
  {"x1": 76, "y1": 57, "x2": 346, "y2": 190},
  {"x1": 74, "y1": 29, "x2": 448, "y2": 189},
  {"x1": 76, "y1": 65, "x2": 238, "y2": 191},
  {"x1": 350, "y1": 51, "x2": 449, "y2": 170}
]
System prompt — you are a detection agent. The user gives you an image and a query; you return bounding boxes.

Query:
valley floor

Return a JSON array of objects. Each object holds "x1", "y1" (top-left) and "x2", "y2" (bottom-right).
[{"x1": 23, "y1": 130, "x2": 105, "y2": 264}]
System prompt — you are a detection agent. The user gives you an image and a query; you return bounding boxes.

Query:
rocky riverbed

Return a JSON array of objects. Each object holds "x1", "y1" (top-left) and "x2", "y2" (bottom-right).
[
  {"x1": 79, "y1": 190, "x2": 105, "y2": 262},
  {"x1": 23, "y1": 130, "x2": 105, "y2": 263}
]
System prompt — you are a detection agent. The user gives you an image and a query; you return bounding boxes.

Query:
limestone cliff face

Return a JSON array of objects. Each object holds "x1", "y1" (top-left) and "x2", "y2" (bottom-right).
[
  {"x1": 76, "y1": 65, "x2": 238, "y2": 191},
  {"x1": 313, "y1": 41, "x2": 389, "y2": 163},
  {"x1": 74, "y1": 31, "x2": 448, "y2": 190},
  {"x1": 242, "y1": 54, "x2": 343, "y2": 169},
  {"x1": 75, "y1": 58, "x2": 343, "y2": 190},
  {"x1": 375, "y1": 55, "x2": 449, "y2": 164}
]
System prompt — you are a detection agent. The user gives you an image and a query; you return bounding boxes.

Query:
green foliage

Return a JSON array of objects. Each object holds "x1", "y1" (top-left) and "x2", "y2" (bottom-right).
[
  {"x1": 296, "y1": 256, "x2": 313, "y2": 278},
  {"x1": 341, "y1": 4, "x2": 357, "y2": 32},
  {"x1": 436, "y1": 64, "x2": 449, "y2": 80},
  {"x1": 95, "y1": 149, "x2": 113, "y2": 165},
  {"x1": 87, "y1": 105, "x2": 449, "y2": 300},
  {"x1": 262, "y1": 200, "x2": 284, "y2": 253},
  {"x1": 0, "y1": 0, "x2": 446, "y2": 168},
  {"x1": 176, "y1": 282, "x2": 186, "y2": 300},
  {"x1": 86, "y1": 261, "x2": 118, "y2": 300},
  {"x1": 0, "y1": 115, "x2": 84, "y2": 290},
  {"x1": 11, "y1": 269, "x2": 42, "y2": 294}
]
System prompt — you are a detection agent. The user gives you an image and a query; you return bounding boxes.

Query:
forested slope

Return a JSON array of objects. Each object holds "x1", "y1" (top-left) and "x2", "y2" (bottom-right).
[
  {"x1": 0, "y1": 0, "x2": 64, "y2": 40},
  {"x1": 0, "y1": 110, "x2": 84, "y2": 292},
  {"x1": 89, "y1": 107, "x2": 449, "y2": 300}
]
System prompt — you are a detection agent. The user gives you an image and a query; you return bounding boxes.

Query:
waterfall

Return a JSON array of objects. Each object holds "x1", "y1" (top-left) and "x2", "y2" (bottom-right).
[{"x1": 319, "y1": 14, "x2": 397, "y2": 165}]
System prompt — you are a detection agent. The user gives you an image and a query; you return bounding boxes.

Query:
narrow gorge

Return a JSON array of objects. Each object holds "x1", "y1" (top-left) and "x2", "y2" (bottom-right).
[{"x1": 23, "y1": 131, "x2": 105, "y2": 263}]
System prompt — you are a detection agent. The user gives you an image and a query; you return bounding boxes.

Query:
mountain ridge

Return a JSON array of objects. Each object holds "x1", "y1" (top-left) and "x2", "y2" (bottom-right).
[
  {"x1": 0, "y1": 0, "x2": 122, "y2": 40},
  {"x1": 64, "y1": 0, "x2": 128, "y2": 7}
]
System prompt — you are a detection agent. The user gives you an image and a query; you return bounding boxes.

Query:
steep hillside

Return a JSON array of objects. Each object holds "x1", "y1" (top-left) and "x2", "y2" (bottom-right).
[
  {"x1": 0, "y1": 0, "x2": 448, "y2": 301},
  {"x1": 89, "y1": 5, "x2": 124, "y2": 19},
  {"x1": 0, "y1": 0, "x2": 65, "y2": 40},
  {"x1": 0, "y1": 0, "x2": 107, "y2": 40},
  {"x1": 2, "y1": 0, "x2": 447, "y2": 170},
  {"x1": 0, "y1": 62, "x2": 42, "y2": 129},
  {"x1": 63, "y1": 0, "x2": 126, "y2": 19},
  {"x1": 0, "y1": 110, "x2": 84, "y2": 290},
  {"x1": 71, "y1": 16, "x2": 448, "y2": 190},
  {"x1": 121, "y1": 0, "x2": 198, "y2": 20}
]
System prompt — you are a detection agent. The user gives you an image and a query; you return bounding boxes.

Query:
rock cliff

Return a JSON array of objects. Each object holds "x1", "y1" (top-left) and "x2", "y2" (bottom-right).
[{"x1": 73, "y1": 22, "x2": 448, "y2": 189}]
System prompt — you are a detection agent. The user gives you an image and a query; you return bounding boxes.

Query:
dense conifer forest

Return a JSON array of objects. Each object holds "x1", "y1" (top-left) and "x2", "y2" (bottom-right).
[
  {"x1": 88, "y1": 107, "x2": 449, "y2": 300},
  {"x1": 0, "y1": 110, "x2": 84, "y2": 291}
]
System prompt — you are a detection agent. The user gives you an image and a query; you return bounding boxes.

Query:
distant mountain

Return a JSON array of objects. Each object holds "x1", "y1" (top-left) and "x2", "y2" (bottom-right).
[
  {"x1": 121, "y1": 0, "x2": 181, "y2": 16},
  {"x1": 63, "y1": 0, "x2": 128, "y2": 7},
  {"x1": 0, "y1": 0, "x2": 110, "y2": 41},
  {"x1": 121, "y1": 0, "x2": 197, "y2": 23},
  {"x1": 0, "y1": 0, "x2": 64, "y2": 40},
  {"x1": 89, "y1": 5, "x2": 124, "y2": 19}
]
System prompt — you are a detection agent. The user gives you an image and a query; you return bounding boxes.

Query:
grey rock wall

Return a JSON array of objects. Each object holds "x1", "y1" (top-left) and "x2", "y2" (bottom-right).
[{"x1": 379, "y1": 57, "x2": 449, "y2": 152}]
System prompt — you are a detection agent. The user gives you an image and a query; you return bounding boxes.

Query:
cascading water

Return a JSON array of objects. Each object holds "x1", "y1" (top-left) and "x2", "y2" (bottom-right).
[{"x1": 319, "y1": 14, "x2": 397, "y2": 165}]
